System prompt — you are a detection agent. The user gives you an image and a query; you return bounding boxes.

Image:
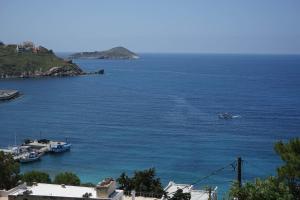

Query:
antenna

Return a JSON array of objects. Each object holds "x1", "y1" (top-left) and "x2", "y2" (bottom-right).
[{"x1": 14, "y1": 132, "x2": 17, "y2": 146}]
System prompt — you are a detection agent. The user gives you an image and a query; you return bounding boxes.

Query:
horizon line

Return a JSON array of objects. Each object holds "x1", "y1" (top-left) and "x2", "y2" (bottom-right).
[{"x1": 55, "y1": 51, "x2": 300, "y2": 56}]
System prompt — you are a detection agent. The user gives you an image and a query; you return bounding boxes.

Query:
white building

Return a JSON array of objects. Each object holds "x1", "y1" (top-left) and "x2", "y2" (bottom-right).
[
  {"x1": 162, "y1": 181, "x2": 217, "y2": 200},
  {"x1": 4, "y1": 178, "x2": 123, "y2": 200}
]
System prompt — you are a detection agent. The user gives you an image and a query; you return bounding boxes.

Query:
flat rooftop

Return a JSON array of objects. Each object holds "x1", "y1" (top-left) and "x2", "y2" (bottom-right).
[{"x1": 9, "y1": 183, "x2": 122, "y2": 199}]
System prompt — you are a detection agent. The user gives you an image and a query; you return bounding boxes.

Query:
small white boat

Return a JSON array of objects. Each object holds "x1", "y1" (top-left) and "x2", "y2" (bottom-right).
[
  {"x1": 218, "y1": 112, "x2": 233, "y2": 119},
  {"x1": 19, "y1": 152, "x2": 41, "y2": 163},
  {"x1": 50, "y1": 143, "x2": 71, "y2": 153}
]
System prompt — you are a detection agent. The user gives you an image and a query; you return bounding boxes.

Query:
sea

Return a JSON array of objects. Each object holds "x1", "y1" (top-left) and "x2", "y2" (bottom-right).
[{"x1": 1, "y1": 53, "x2": 300, "y2": 197}]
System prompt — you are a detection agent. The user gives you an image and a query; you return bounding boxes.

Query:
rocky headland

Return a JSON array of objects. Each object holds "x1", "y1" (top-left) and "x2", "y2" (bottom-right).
[
  {"x1": 69, "y1": 46, "x2": 139, "y2": 60},
  {"x1": 0, "y1": 41, "x2": 87, "y2": 79}
]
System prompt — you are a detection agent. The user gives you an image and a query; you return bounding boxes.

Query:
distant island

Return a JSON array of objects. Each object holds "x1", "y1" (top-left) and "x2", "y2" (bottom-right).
[
  {"x1": 0, "y1": 41, "x2": 85, "y2": 78},
  {"x1": 69, "y1": 46, "x2": 139, "y2": 60}
]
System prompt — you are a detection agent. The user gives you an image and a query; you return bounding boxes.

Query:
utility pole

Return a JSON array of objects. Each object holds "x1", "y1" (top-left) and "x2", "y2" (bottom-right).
[
  {"x1": 237, "y1": 157, "x2": 242, "y2": 188},
  {"x1": 208, "y1": 187, "x2": 212, "y2": 200}
]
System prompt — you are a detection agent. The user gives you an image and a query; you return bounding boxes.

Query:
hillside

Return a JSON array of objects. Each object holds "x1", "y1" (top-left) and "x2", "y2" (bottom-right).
[
  {"x1": 69, "y1": 46, "x2": 139, "y2": 59},
  {"x1": 0, "y1": 42, "x2": 83, "y2": 78}
]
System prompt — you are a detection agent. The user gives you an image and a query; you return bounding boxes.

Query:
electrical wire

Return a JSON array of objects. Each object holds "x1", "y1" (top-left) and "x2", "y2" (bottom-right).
[{"x1": 167, "y1": 160, "x2": 237, "y2": 196}]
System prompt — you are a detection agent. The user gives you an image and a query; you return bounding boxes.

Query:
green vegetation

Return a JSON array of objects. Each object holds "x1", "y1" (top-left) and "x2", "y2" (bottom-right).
[
  {"x1": 0, "y1": 152, "x2": 91, "y2": 189},
  {"x1": 21, "y1": 171, "x2": 51, "y2": 185},
  {"x1": 229, "y1": 138, "x2": 300, "y2": 200},
  {"x1": 229, "y1": 177, "x2": 292, "y2": 200},
  {"x1": 0, "y1": 42, "x2": 82, "y2": 78},
  {"x1": 117, "y1": 168, "x2": 164, "y2": 196},
  {"x1": 275, "y1": 138, "x2": 300, "y2": 199},
  {"x1": 0, "y1": 151, "x2": 20, "y2": 190},
  {"x1": 168, "y1": 189, "x2": 191, "y2": 200},
  {"x1": 80, "y1": 182, "x2": 96, "y2": 187},
  {"x1": 1, "y1": 138, "x2": 299, "y2": 200},
  {"x1": 54, "y1": 172, "x2": 81, "y2": 186},
  {"x1": 69, "y1": 46, "x2": 138, "y2": 59}
]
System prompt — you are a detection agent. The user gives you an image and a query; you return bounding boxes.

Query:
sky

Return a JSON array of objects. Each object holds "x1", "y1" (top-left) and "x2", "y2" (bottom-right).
[{"x1": 0, "y1": 0, "x2": 300, "y2": 54}]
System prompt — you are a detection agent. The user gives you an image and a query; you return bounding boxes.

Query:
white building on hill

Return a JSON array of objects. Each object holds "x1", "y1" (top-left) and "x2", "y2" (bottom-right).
[
  {"x1": 1, "y1": 178, "x2": 123, "y2": 200},
  {"x1": 162, "y1": 181, "x2": 217, "y2": 200}
]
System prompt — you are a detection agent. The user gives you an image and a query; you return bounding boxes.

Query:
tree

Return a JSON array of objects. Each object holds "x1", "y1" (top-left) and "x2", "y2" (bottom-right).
[
  {"x1": 0, "y1": 151, "x2": 20, "y2": 190},
  {"x1": 117, "y1": 168, "x2": 164, "y2": 196},
  {"x1": 229, "y1": 176, "x2": 292, "y2": 200},
  {"x1": 21, "y1": 171, "x2": 51, "y2": 185},
  {"x1": 274, "y1": 138, "x2": 300, "y2": 199},
  {"x1": 54, "y1": 172, "x2": 80, "y2": 186},
  {"x1": 131, "y1": 168, "x2": 164, "y2": 194},
  {"x1": 117, "y1": 172, "x2": 132, "y2": 191},
  {"x1": 168, "y1": 189, "x2": 191, "y2": 200},
  {"x1": 228, "y1": 138, "x2": 300, "y2": 200}
]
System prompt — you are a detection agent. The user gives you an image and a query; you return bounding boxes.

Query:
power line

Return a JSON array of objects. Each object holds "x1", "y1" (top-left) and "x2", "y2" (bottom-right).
[
  {"x1": 168, "y1": 160, "x2": 237, "y2": 195},
  {"x1": 191, "y1": 161, "x2": 237, "y2": 186}
]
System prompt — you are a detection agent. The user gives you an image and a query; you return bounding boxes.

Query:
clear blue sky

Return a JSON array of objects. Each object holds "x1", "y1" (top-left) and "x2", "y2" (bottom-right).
[{"x1": 0, "y1": 0, "x2": 299, "y2": 54}]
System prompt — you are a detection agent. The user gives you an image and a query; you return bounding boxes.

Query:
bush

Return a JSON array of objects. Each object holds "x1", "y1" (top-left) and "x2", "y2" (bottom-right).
[
  {"x1": 117, "y1": 168, "x2": 164, "y2": 196},
  {"x1": 168, "y1": 189, "x2": 191, "y2": 200},
  {"x1": 54, "y1": 172, "x2": 80, "y2": 186},
  {"x1": 0, "y1": 152, "x2": 20, "y2": 190},
  {"x1": 229, "y1": 176, "x2": 293, "y2": 200},
  {"x1": 21, "y1": 171, "x2": 51, "y2": 185},
  {"x1": 81, "y1": 182, "x2": 96, "y2": 187}
]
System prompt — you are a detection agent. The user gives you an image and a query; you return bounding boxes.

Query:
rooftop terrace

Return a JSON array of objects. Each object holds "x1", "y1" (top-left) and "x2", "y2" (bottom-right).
[{"x1": 9, "y1": 183, "x2": 123, "y2": 200}]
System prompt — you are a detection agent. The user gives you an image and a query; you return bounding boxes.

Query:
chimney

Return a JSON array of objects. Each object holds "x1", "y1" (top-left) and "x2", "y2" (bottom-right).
[
  {"x1": 95, "y1": 178, "x2": 116, "y2": 198},
  {"x1": 131, "y1": 190, "x2": 136, "y2": 200}
]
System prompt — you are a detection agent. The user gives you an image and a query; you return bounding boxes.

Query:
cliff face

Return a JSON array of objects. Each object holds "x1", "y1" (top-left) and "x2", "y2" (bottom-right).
[
  {"x1": 69, "y1": 46, "x2": 139, "y2": 59},
  {"x1": 0, "y1": 43, "x2": 84, "y2": 78}
]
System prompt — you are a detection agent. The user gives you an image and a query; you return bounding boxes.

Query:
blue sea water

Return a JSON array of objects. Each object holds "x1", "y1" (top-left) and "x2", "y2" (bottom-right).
[{"x1": 0, "y1": 53, "x2": 300, "y2": 197}]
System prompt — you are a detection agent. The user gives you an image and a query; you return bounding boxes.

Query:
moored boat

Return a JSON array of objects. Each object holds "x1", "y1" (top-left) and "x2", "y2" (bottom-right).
[
  {"x1": 50, "y1": 143, "x2": 72, "y2": 153},
  {"x1": 19, "y1": 152, "x2": 41, "y2": 163}
]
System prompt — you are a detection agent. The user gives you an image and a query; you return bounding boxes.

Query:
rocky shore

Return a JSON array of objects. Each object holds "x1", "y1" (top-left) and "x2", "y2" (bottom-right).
[{"x1": 0, "y1": 41, "x2": 99, "y2": 79}]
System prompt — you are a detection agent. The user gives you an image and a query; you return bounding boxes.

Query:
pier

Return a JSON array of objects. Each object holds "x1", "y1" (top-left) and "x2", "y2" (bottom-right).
[
  {"x1": 0, "y1": 138, "x2": 71, "y2": 163},
  {"x1": 0, "y1": 90, "x2": 20, "y2": 101}
]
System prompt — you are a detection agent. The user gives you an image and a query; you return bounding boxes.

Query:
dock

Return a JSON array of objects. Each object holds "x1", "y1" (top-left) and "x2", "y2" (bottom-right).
[
  {"x1": 0, "y1": 90, "x2": 20, "y2": 101},
  {"x1": 0, "y1": 138, "x2": 71, "y2": 163},
  {"x1": 23, "y1": 139, "x2": 68, "y2": 154}
]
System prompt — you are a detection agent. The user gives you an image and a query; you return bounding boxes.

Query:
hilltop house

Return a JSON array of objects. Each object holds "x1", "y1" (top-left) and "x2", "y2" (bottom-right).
[{"x1": 16, "y1": 41, "x2": 40, "y2": 54}]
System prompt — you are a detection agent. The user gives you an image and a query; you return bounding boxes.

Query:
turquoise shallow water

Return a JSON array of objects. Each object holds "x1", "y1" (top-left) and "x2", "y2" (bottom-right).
[{"x1": 0, "y1": 53, "x2": 300, "y2": 196}]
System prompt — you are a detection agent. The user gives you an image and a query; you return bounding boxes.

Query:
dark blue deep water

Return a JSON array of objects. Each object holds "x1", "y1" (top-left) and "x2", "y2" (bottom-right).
[{"x1": 1, "y1": 54, "x2": 300, "y2": 196}]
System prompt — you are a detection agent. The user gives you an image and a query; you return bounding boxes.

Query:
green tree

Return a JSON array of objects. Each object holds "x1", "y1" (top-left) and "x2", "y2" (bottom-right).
[
  {"x1": 229, "y1": 176, "x2": 293, "y2": 200},
  {"x1": 168, "y1": 189, "x2": 191, "y2": 200},
  {"x1": 54, "y1": 172, "x2": 80, "y2": 186},
  {"x1": 117, "y1": 168, "x2": 164, "y2": 196},
  {"x1": 117, "y1": 172, "x2": 132, "y2": 192},
  {"x1": 0, "y1": 151, "x2": 20, "y2": 190},
  {"x1": 132, "y1": 168, "x2": 164, "y2": 194},
  {"x1": 274, "y1": 137, "x2": 300, "y2": 199},
  {"x1": 21, "y1": 171, "x2": 51, "y2": 185}
]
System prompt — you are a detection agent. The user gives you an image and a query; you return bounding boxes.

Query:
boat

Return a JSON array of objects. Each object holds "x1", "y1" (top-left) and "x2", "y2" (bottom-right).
[
  {"x1": 218, "y1": 112, "x2": 241, "y2": 120},
  {"x1": 50, "y1": 143, "x2": 72, "y2": 153},
  {"x1": 218, "y1": 112, "x2": 233, "y2": 119},
  {"x1": 19, "y1": 152, "x2": 41, "y2": 163}
]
